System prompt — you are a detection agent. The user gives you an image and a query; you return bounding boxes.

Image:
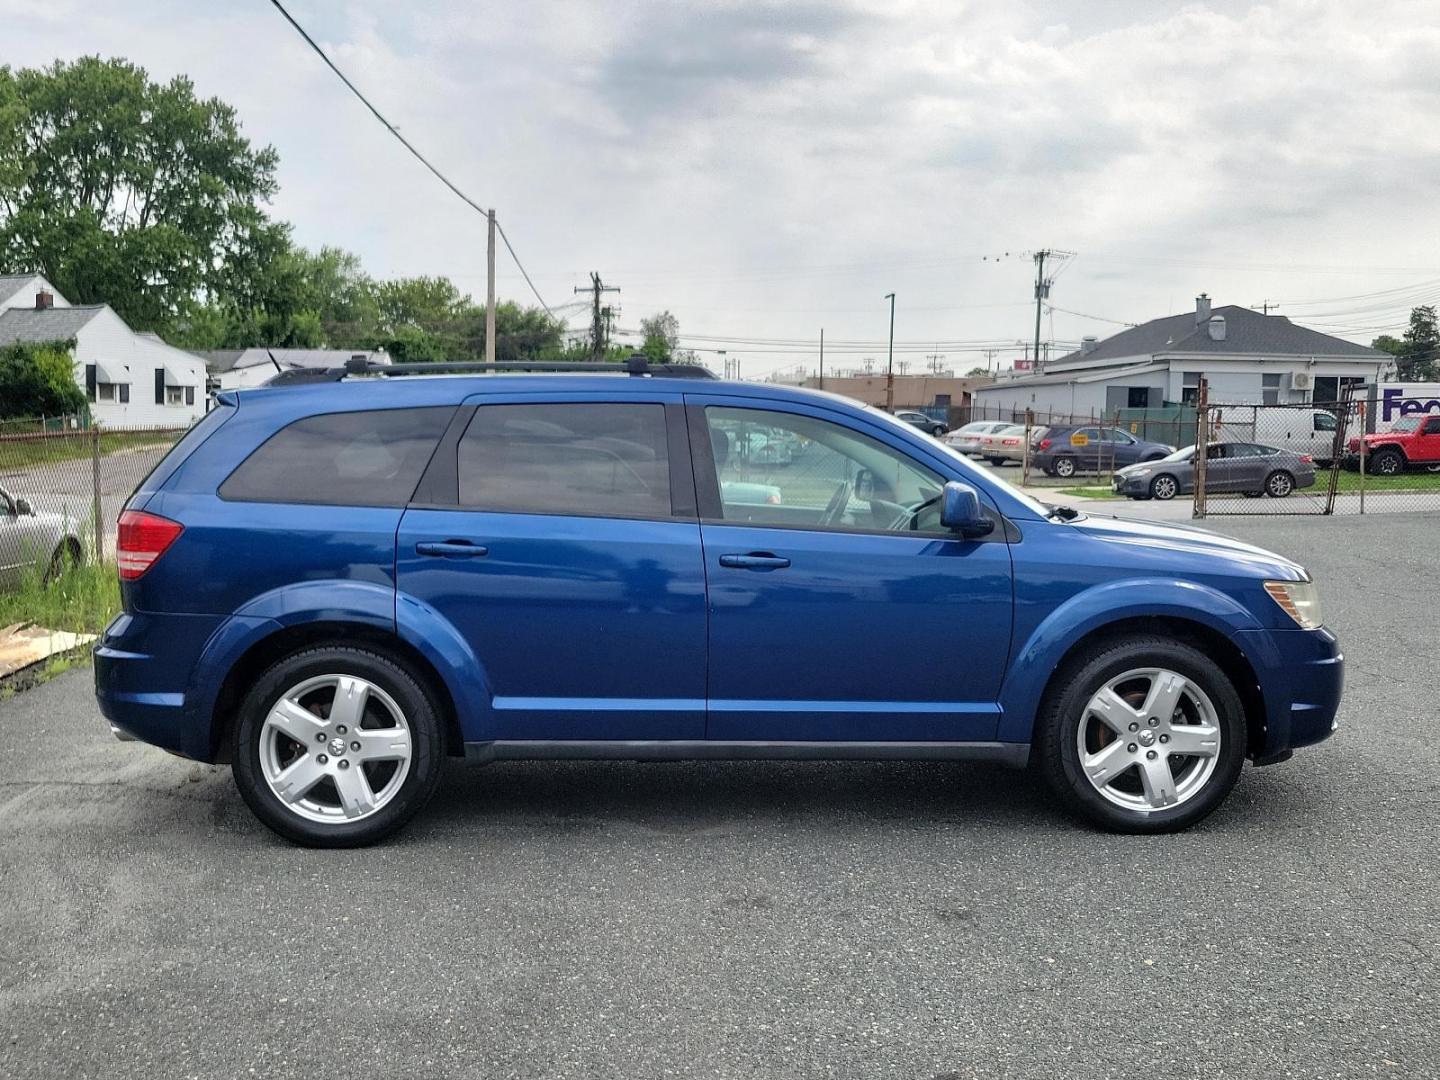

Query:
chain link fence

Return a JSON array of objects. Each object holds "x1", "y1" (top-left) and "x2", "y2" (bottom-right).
[
  {"x1": 0, "y1": 415, "x2": 186, "y2": 567},
  {"x1": 1192, "y1": 384, "x2": 1440, "y2": 516}
]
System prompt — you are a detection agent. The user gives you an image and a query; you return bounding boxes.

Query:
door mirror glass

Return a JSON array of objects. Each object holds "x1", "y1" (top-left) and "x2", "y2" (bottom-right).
[{"x1": 940, "y1": 482, "x2": 993, "y2": 537}]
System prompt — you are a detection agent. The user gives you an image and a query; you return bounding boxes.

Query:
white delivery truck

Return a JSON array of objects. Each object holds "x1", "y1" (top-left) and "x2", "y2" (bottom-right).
[{"x1": 1211, "y1": 406, "x2": 1343, "y2": 466}]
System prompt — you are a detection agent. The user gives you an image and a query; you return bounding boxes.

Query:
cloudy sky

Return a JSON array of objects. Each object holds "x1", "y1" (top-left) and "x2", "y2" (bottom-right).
[{"x1": 5, "y1": 0, "x2": 1440, "y2": 375}]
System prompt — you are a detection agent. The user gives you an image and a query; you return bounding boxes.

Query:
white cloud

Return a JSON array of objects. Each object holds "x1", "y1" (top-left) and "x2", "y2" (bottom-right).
[{"x1": 4, "y1": 0, "x2": 1440, "y2": 372}]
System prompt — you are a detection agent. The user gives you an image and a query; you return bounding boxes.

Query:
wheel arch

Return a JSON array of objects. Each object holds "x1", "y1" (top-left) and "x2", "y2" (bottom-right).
[
  {"x1": 206, "y1": 621, "x2": 465, "y2": 764},
  {"x1": 999, "y1": 587, "x2": 1268, "y2": 754}
]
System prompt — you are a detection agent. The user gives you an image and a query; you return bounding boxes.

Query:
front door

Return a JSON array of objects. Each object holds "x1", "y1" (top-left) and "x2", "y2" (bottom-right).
[
  {"x1": 689, "y1": 398, "x2": 1014, "y2": 743},
  {"x1": 396, "y1": 396, "x2": 707, "y2": 742}
]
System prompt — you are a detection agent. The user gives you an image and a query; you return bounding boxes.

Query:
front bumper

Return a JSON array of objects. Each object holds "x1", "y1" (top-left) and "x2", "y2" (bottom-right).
[
  {"x1": 1236, "y1": 626, "x2": 1343, "y2": 759},
  {"x1": 1112, "y1": 472, "x2": 1153, "y2": 495}
]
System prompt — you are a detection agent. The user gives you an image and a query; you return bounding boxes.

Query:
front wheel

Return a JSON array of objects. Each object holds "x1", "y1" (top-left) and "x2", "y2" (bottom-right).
[
  {"x1": 232, "y1": 645, "x2": 446, "y2": 847},
  {"x1": 1149, "y1": 474, "x2": 1179, "y2": 501},
  {"x1": 1370, "y1": 448, "x2": 1405, "y2": 476},
  {"x1": 1034, "y1": 636, "x2": 1247, "y2": 833}
]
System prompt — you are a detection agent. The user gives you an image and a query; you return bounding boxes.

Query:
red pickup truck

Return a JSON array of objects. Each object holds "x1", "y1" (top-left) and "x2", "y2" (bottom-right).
[{"x1": 1346, "y1": 413, "x2": 1440, "y2": 474}]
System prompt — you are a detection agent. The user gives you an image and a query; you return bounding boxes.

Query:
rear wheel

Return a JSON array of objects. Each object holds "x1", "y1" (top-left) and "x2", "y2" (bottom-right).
[
  {"x1": 985, "y1": 456, "x2": 1006, "y2": 466},
  {"x1": 1149, "y1": 474, "x2": 1179, "y2": 501},
  {"x1": 1370, "y1": 447, "x2": 1405, "y2": 476},
  {"x1": 1264, "y1": 470, "x2": 1295, "y2": 498},
  {"x1": 1034, "y1": 636, "x2": 1246, "y2": 833},
  {"x1": 232, "y1": 645, "x2": 445, "y2": 847}
]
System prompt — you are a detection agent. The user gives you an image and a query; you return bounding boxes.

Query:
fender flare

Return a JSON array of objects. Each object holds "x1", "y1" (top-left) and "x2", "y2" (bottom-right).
[
  {"x1": 996, "y1": 578, "x2": 1264, "y2": 744},
  {"x1": 186, "y1": 580, "x2": 494, "y2": 751}
]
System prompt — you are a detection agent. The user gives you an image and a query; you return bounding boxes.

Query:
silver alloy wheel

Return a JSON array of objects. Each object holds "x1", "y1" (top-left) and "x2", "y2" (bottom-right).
[
  {"x1": 1266, "y1": 471, "x2": 1294, "y2": 497},
  {"x1": 1076, "y1": 667, "x2": 1221, "y2": 813},
  {"x1": 1151, "y1": 475, "x2": 1178, "y2": 500},
  {"x1": 259, "y1": 674, "x2": 413, "y2": 825},
  {"x1": 1055, "y1": 457, "x2": 1076, "y2": 478}
]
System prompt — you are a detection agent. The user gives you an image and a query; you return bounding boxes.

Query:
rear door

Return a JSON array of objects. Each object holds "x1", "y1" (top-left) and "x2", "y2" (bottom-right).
[
  {"x1": 688, "y1": 395, "x2": 1013, "y2": 743},
  {"x1": 395, "y1": 393, "x2": 707, "y2": 742}
]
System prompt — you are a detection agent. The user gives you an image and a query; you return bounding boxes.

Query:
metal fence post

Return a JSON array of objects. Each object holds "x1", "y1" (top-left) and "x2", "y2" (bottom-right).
[
  {"x1": 1022, "y1": 407, "x2": 1034, "y2": 486},
  {"x1": 91, "y1": 423, "x2": 104, "y2": 564},
  {"x1": 1193, "y1": 379, "x2": 1208, "y2": 519},
  {"x1": 1358, "y1": 401, "x2": 1367, "y2": 515}
]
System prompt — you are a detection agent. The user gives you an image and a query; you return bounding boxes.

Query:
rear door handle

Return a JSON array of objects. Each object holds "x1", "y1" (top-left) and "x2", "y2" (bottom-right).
[
  {"x1": 718, "y1": 553, "x2": 790, "y2": 570},
  {"x1": 415, "y1": 540, "x2": 489, "y2": 558}
]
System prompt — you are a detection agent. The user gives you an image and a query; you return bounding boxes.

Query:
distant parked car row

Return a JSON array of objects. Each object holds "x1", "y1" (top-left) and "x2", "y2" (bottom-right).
[{"x1": 943, "y1": 421, "x2": 1174, "y2": 475}]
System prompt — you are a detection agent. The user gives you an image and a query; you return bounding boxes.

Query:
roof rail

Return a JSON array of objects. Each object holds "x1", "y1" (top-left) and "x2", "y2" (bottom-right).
[{"x1": 264, "y1": 353, "x2": 716, "y2": 386}]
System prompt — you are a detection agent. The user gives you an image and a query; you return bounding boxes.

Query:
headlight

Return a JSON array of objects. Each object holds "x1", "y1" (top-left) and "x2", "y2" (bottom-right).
[{"x1": 1264, "y1": 579, "x2": 1323, "y2": 629}]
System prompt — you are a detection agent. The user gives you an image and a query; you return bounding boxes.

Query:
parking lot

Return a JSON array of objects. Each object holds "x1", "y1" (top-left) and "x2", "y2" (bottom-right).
[{"x1": 2, "y1": 513, "x2": 1437, "y2": 1079}]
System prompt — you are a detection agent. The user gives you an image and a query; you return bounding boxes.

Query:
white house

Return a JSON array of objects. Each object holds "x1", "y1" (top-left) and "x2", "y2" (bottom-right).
[
  {"x1": 0, "y1": 274, "x2": 208, "y2": 427},
  {"x1": 199, "y1": 347, "x2": 392, "y2": 391},
  {"x1": 975, "y1": 295, "x2": 1392, "y2": 417}
]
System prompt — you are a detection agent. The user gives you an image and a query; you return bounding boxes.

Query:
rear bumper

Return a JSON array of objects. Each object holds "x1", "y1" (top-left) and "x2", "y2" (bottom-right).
[{"x1": 1236, "y1": 626, "x2": 1343, "y2": 759}]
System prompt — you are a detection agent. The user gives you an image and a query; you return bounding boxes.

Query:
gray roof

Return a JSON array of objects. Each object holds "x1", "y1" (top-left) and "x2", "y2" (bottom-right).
[
  {"x1": 0, "y1": 305, "x2": 105, "y2": 346},
  {"x1": 0, "y1": 273, "x2": 44, "y2": 309},
  {"x1": 1051, "y1": 305, "x2": 1386, "y2": 367}
]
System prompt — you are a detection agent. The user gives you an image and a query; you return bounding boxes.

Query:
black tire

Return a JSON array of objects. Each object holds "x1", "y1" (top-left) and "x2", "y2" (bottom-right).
[
  {"x1": 1241, "y1": 490, "x2": 1264, "y2": 498},
  {"x1": 1034, "y1": 635, "x2": 1247, "y2": 833},
  {"x1": 1053, "y1": 456, "x2": 1077, "y2": 479},
  {"x1": 43, "y1": 538, "x2": 83, "y2": 585},
  {"x1": 1370, "y1": 447, "x2": 1405, "y2": 476},
  {"x1": 985, "y1": 456, "x2": 1006, "y2": 466},
  {"x1": 1149, "y1": 473, "x2": 1179, "y2": 501},
  {"x1": 1264, "y1": 470, "x2": 1295, "y2": 498},
  {"x1": 232, "y1": 644, "x2": 446, "y2": 847}
]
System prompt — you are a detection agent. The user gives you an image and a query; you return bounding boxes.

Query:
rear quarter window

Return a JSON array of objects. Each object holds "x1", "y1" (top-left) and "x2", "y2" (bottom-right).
[{"x1": 219, "y1": 407, "x2": 454, "y2": 507}]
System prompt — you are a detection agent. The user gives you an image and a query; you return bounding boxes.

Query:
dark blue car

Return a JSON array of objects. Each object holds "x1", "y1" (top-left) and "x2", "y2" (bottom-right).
[
  {"x1": 1031, "y1": 425, "x2": 1175, "y2": 479},
  {"x1": 96, "y1": 360, "x2": 1341, "y2": 845}
]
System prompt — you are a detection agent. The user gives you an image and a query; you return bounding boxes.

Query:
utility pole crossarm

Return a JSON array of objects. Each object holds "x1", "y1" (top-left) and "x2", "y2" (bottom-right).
[{"x1": 575, "y1": 272, "x2": 620, "y2": 361}]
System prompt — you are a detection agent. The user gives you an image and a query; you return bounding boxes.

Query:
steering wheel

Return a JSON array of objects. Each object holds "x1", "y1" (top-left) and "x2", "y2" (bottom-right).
[{"x1": 819, "y1": 480, "x2": 854, "y2": 527}]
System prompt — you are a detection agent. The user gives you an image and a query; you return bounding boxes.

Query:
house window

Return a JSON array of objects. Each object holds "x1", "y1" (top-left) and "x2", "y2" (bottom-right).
[
  {"x1": 1181, "y1": 371, "x2": 1203, "y2": 406},
  {"x1": 1261, "y1": 372, "x2": 1282, "y2": 406},
  {"x1": 1126, "y1": 386, "x2": 1150, "y2": 408},
  {"x1": 166, "y1": 385, "x2": 184, "y2": 405},
  {"x1": 97, "y1": 382, "x2": 117, "y2": 402}
]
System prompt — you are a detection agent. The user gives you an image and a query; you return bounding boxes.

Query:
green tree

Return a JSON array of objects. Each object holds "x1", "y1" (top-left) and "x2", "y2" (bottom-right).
[
  {"x1": 965, "y1": 365, "x2": 991, "y2": 377},
  {"x1": 1396, "y1": 306, "x2": 1439, "y2": 382},
  {"x1": 638, "y1": 311, "x2": 681, "y2": 361},
  {"x1": 0, "y1": 56, "x2": 284, "y2": 335},
  {"x1": 0, "y1": 340, "x2": 86, "y2": 419}
]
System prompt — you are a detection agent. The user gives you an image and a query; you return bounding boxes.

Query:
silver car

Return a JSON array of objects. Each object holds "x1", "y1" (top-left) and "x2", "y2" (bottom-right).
[
  {"x1": 1113, "y1": 442, "x2": 1317, "y2": 501},
  {"x1": 944, "y1": 420, "x2": 1014, "y2": 456},
  {"x1": 0, "y1": 485, "x2": 85, "y2": 589}
]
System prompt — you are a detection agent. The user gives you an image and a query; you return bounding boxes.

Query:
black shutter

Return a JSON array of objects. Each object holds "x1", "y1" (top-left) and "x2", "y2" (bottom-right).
[
  {"x1": 85, "y1": 364, "x2": 97, "y2": 400},
  {"x1": 185, "y1": 386, "x2": 195, "y2": 406},
  {"x1": 119, "y1": 383, "x2": 130, "y2": 404},
  {"x1": 155, "y1": 368, "x2": 165, "y2": 404}
]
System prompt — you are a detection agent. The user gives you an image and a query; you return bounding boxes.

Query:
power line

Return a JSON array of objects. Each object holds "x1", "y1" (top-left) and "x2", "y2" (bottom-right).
[{"x1": 264, "y1": 0, "x2": 555, "y2": 316}]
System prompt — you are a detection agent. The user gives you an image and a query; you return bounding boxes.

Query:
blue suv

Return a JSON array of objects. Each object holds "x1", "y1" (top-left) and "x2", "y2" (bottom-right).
[{"x1": 95, "y1": 359, "x2": 1342, "y2": 845}]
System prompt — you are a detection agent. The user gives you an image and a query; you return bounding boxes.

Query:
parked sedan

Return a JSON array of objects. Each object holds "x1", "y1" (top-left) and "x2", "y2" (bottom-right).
[
  {"x1": 980, "y1": 424, "x2": 1028, "y2": 465},
  {"x1": 1032, "y1": 425, "x2": 1174, "y2": 478},
  {"x1": 894, "y1": 410, "x2": 947, "y2": 436},
  {"x1": 1113, "y1": 442, "x2": 1316, "y2": 501},
  {"x1": 1, "y1": 485, "x2": 85, "y2": 590},
  {"x1": 944, "y1": 420, "x2": 1014, "y2": 456}
]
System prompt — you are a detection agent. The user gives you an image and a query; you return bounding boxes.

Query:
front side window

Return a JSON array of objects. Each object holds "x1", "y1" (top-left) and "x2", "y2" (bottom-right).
[
  {"x1": 704, "y1": 406, "x2": 945, "y2": 533},
  {"x1": 1425, "y1": 416, "x2": 1440, "y2": 435},
  {"x1": 220, "y1": 407, "x2": 453, "y2": 507},
  {"x1": 1313, "y1": 412, "x2": 1338, "y2": 432},
  {"x1": 457, "y1": 403, "x2": 671, "y2": 519}
]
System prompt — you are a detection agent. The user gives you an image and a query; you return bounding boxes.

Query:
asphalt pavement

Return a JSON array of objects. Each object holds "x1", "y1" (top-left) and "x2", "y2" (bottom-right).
[{"x1": 1, "y1": 514, "x2": 1437, "y2": 1079}]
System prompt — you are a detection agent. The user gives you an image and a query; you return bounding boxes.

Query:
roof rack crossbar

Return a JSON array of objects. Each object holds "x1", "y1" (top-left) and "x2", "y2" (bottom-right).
[{"x1": 263, "y1": 353, "x2": 717, "y2": 387}]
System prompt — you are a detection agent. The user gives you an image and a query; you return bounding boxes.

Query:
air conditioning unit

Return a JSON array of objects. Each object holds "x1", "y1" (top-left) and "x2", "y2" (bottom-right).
[{"x1": 1289, "y1": 371, "x2": 1313, "y2": 391}]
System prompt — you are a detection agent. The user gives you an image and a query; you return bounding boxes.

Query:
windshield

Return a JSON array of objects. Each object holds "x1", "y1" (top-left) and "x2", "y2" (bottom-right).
[
  {"x1": 1389, "y1": 417, "x2": 1422, "y2": 433},
  {"x1": 1159, "y1": 445, "x2": 1196, "y2": 462}
]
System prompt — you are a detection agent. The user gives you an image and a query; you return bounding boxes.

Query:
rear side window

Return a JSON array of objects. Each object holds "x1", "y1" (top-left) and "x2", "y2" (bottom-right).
[
  {"x1": 220, "y1": 407, "x2": 453, "y2": 507},
  {"x1": 458, "y1": 403, "x2": 671, "y2": 518}
]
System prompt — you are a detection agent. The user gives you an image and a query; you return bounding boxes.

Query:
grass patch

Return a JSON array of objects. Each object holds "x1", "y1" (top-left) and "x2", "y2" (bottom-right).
[
  {"x1": 0, "y1": 557, "x2": 120, "y2": 637},
  {"x1": 0, "y1": 429, "x2": 178, "y2": 469},
  {"x1": 1330, "y1": 469, "x2": 1440, "y2": 493},
  {"x1": 1056, "y1": 487, "x2": 1127, "y2": 500}
]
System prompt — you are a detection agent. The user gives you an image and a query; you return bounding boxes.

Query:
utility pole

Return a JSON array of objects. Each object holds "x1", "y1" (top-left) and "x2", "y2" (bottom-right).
[
  {"x1": 982, "y1": 348, "x2": 998, "y2": 374},
  {"x1": 819, "y1": 329, "x2": 824, "y2": 390},
  {"x1": 1032, "y1": 250, "x2": 1049, "y2": 376},
  {"x1": 485, "y1": 210, "x2": 497, "y2": 364},
  {"x1": 884, "y1": 292, "x2": 896, "y2": 412},
  {"x1": 574, "y1": 272, "x2": 620, "y2": 361},
  {"x1": 1253, "y1": 300, "x2": 1278, "y2": 315},
  {"x1": 925, "y1": 348, "x2": 945, "y2": 374}
]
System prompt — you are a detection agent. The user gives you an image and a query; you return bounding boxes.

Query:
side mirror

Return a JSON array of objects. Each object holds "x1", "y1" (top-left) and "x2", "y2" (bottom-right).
[
  {"x1": 14, "y1": 498, "x2": 32, "y2": 516},
  {"x1": 940, "y1": 481, "x2": 994, "y2": 538}
]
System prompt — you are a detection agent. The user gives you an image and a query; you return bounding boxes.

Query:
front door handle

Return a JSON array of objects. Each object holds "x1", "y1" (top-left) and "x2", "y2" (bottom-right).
[
  {"x1": 415, "y1": 540, "x2": 489, "y2": 558},
  {"x1": 718, "y1": 552, "x2": 790, "y2": 570}
]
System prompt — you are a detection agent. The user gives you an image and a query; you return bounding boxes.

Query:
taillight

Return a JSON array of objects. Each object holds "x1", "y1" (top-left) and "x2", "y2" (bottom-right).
[
  {"x1": 1039, "y1": 438, "x2": 1052, "y2": 450},
  {"x1": 1300, "y1": 454, "x2": 1314, "y2": 464},
  {"x1": 766, "y1": 493, "x2": 782, "y2": 505},
  {"x1": 117, "y1": 510, "x2": 184, "y2": 580}
]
